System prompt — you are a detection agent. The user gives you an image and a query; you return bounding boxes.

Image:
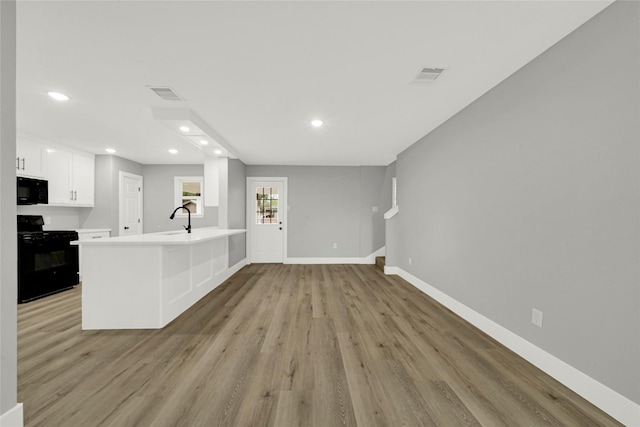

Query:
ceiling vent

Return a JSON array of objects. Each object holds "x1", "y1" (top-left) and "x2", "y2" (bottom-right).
[
  {"x1": 414, "y1": 67, "x2": 446, "y2": 82},
  {"x1": 148, "y1": 86, "x2": 185, "y2": 102}
]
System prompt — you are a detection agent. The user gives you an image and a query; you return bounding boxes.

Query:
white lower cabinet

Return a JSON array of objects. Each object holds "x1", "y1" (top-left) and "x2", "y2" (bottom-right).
[
  {"x1": 48, "y1": 149, "x2": 95, "y2": 206},
  {"x1": 76, "y1": 230, "x2": 111, "y2": 280}
]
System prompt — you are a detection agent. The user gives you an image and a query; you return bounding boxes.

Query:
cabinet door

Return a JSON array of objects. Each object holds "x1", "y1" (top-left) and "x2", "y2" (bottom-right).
[
  {"x1": 47, "y1": 150, "x2": 73, "y2": 204},
  {"x1": 16, "y1": 140, "x2": 47, "y2": 178},
  {"x1": 72, "y1": 153, "x2": 95, "y2": 206}
]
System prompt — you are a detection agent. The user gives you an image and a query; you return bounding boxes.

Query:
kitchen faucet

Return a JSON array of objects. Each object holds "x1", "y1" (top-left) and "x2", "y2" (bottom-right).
[{"x1": 169, "y1": 204, "x2": 192, "y2": 233}]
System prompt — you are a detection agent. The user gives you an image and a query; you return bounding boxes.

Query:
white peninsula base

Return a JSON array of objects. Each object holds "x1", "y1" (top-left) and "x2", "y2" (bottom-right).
[{"x1": 75, "y1": 228, "x2": 246, "y2": 330}]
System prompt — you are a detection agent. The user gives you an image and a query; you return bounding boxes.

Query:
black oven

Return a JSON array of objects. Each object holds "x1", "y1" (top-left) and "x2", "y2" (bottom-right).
[
  {"x1": 17, "y1": 176, "x2": 48, "y2": 205},
  {"x1": 17, "y1": 215, "x2": 78, "y2": 303}
]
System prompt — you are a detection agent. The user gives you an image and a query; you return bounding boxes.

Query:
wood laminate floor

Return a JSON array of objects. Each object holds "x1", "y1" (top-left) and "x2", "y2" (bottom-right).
[{"x1": 18, "y1": 264, "x2": 621, "y2": 426}]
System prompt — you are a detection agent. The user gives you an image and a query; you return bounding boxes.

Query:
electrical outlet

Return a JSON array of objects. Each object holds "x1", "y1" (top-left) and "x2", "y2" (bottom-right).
[
  {"x1": 408, "y1": 257, "x2": 412, "y2": 266},
  {"x1": 44, "y1": 216, "x2": 51, "y2": 225},
  {"x1": 372, "y1": 206, "x2": 378, "y2": 213},
  {"x1": 333, "y1": 243, "x2": 338, "y2": 249},
  {"x1": 532, "y1": 308, "x2": 543, "y2": 328}
]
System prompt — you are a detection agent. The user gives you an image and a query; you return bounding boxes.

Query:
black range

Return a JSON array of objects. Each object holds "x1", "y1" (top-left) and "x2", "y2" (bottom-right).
[{"x1": 17, "y1": 215, "x2": 79, "y2": 303}]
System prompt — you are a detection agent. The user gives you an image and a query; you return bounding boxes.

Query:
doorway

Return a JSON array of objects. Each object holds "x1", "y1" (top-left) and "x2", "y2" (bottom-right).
[
  {"x1": 119, "y1": 172, "x2": 143, "y2": 236},
  {"x1": 247, "y1": 177, "x2": 287, "y2": 263}
]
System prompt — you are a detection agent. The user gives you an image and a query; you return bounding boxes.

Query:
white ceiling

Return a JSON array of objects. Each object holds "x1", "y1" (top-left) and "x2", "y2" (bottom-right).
[{"x1": 16, "y1": 1, "x2": 613, "y2": 166}]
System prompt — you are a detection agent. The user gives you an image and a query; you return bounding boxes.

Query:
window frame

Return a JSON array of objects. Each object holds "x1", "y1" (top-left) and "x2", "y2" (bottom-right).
[
  {"x1": 255, "y1": 186, "x2": 280, "y2": 225},
  {"x1": 174, "y1": 176, "x2": 204, "y2": 218}
]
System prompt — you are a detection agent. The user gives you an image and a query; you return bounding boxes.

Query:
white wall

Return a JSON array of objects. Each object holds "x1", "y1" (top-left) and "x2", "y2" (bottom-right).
[
  {"x1": 389, "y1": 0, "x2": 639, "y2": 405},
  {"x1": 0, "y1": 0, "x2": 20, "y2": 422}
]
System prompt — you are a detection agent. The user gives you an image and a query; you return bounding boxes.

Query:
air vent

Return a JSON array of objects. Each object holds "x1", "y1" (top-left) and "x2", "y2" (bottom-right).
[
  {"x1": 148, "y1": 86, "x2": 185, "y2": 102},
  {"x1": 414, "y1": 67, "x2": 446, "y2": 82}
]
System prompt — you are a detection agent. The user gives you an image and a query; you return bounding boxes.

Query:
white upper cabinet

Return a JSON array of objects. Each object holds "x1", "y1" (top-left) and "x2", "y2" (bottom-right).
[
  {"x1": 72, "y1": 152, "x2": 95, "y2": 206},
  {"x1": 47, "y1": 149, "x2": 73, "y2": 204},
  {"x1": 16, "y1": 138, "x2": 47, "y2": 178},
  {"x1": 47, "y1": 148, "x2": 95, "y2": 207}
]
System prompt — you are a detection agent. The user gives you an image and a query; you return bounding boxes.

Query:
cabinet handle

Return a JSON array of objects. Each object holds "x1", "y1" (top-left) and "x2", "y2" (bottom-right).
[
  {"x1": 70, "y1": 191, "x2": 74, "y2": 200},
  {"x1": 74, "y1": 191, "x2": 77, "y2": 201},
  {"x1": 21, "y1": 158, "x2": 25, "y2": 170},
  {"x1": 91, "y1": 236, "x2": 103, "y2": 239},
  {"x1": 16, "y1": 157, "x2": 19, "y2": 170}
]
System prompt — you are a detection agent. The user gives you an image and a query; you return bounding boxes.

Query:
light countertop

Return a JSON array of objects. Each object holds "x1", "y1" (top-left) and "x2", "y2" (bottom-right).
[
  {"x1": 75, "y1": 228, "x2": 111, "y2": 233},
  {"x1": 71, "y1": 227, "x2": 245, "y2": 246}
]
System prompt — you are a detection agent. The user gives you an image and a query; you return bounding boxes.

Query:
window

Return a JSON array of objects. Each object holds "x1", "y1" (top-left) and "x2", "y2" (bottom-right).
[
  {"x1": 256, "y1": 187, "x2": 279, "y2": 224},
  {"x1": 174, "y1": 176, "x2": 204, "y2": 218}
]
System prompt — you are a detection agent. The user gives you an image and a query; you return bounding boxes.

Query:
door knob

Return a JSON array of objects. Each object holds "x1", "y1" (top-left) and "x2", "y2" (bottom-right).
[{"x1": 124, "y1": 226, "x2": 129, "y2": 230}]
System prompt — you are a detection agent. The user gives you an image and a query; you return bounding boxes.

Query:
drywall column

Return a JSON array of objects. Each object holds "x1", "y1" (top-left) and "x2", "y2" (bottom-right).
[
  {"x1": 227, "y1": 159, "x2": 247, "y2": 266},
  {"x1": 0, "y1": 1, "x2": 23, "y2": 425}
]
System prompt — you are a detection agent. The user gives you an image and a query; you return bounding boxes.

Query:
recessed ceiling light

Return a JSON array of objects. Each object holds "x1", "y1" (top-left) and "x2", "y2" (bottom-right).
[
  {"x1": 105, "y1": 148, "x2": 116, "y2": 154},
  {"x1": 168, "y1": 149, "x2": 178, "y2": 154},
  {"x1": 199, "y1": 140, "x2": 208, "y2": 145},
  {"x1": 214, "y1": 149, "x2": 222, "y2": 155},
  {"x1": 311, "y1": 119, "x2": 323, "y2": 127},
  {"x1": 48, "y1": 91, "x2": 69, "y2": 101},
  {"x1": 179, "y1": 126, "x2": 190, "y2": 132}
]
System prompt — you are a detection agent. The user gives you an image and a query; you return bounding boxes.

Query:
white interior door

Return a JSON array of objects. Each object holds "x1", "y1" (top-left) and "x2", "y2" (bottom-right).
[
  {"x1": 248, "y1": 179, "x2": 286, "y2": 263},
  {"x1": 119, "y1": 172, "x2": 143, "y2": 236}
]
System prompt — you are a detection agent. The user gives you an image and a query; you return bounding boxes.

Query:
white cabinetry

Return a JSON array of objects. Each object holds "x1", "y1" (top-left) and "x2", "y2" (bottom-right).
[
  {"x1": 76, "y1": 229, "x2": 111, "y2": 280},
  {"x1": 16, "y1": 139, "x2": 47, "y2": 178},
  {"x1": 72, "y1": 153, "x2": 95, "y2": 205},
  {"x1": 48, "y1": 149, "x2": 95, "y2": 206}
]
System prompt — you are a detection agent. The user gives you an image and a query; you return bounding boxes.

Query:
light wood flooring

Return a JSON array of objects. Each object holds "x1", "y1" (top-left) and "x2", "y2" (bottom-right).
[{"x1": 18, "y1": 264, "x2": 621, "y2": 426}]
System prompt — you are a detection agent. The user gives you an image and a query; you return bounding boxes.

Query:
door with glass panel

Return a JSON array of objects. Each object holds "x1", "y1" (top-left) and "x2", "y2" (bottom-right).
[{"x1": 249, "y1": 180, "x2": 285, "y2": 263}]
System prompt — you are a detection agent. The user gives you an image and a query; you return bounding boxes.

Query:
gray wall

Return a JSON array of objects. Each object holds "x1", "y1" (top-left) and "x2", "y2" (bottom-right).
[
  {"x1": 142, "y1": 164, "x2": 218, "y2": 233},
  {"x1": 0, "y1": 0, "x2": 17, "y2": 415},
  {"x1": 359, "y1": 166, "x2": 388, "y2": 257},
  {"x1": 383, "y1": 162, "x2": 398, "y2": 266},
  {"x1": 79, "y1": 155, "x2": 143, "y2": 236},
  {"x1": 390, "y1": 1, "x2": 639, "y2": 403},
  {"x1": 228, "y1": 159, "x2": 246, "y2": 266},
  {"x1": 17, "y1": 205, "x2": 82, "y2": 230},
  {"x1": 246, "y1": 165, "x2": 388, "y2": 258}
]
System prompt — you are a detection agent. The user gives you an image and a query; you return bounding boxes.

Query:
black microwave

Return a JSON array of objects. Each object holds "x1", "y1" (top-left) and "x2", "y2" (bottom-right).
[{"x1": 17, "y1": 177, "x2": 48, "y2": 205}]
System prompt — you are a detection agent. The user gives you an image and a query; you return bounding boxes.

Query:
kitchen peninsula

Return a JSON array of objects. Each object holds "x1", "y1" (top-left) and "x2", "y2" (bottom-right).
[{"x1": 73, "y1": 227, "x2": 246, "y2": 330}]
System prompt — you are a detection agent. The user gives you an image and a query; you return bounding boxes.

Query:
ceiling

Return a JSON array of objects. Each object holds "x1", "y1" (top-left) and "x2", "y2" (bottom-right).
[{"x1": 16, "y1": 1, "x2": 613, "y2": 166}]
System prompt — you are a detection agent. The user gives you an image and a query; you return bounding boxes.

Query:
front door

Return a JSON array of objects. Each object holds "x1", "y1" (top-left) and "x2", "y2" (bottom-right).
[
  {"x1": 248, "y1": 179, "x2": 286, "y2": 263},
  {"x1": 119, "y1": 172, "x2": 143, "y2": 236}
]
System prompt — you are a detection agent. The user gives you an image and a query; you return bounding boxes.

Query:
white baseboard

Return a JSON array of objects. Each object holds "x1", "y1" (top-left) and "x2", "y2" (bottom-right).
[
  {"x1": 384, "y1": 265, "x2": 400, "y2": 275},
  {"x1": 363, "y1": 246, "x2": 386, "y2": 264},
  {"x1": 222, "y1": 258, "x2": 248, "y2": 280},
  {"x1": 286, "y1": 247, "x2": 386, "y2": 265},
  {"x1": 0, "y1": 403, "x2": 23, "y2": 427},
  {"x1": 390, "y1": 267, "x2": 639, "y2": 427}
]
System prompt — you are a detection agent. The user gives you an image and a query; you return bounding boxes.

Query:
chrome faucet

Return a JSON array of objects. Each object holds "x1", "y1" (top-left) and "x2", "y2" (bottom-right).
[{"x1": 169, "y1": 204, "x2": 192, "y2": 233}]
